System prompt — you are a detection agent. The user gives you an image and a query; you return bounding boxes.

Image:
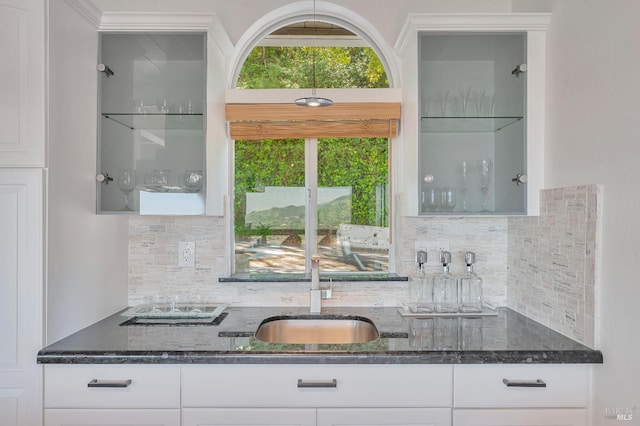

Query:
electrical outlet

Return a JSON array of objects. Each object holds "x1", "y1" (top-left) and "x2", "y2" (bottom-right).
[
  {"x1": 179, "y1": 241, "x2": 196, "y2": 267},
  {"x1": 414, "y1": 239, "x2": 450, "y2": 266}
]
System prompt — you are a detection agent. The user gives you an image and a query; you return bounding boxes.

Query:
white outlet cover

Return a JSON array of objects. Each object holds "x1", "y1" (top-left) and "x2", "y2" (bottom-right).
[{"x1": 179, "y1": 241, "x2": 196, "y2": 267}]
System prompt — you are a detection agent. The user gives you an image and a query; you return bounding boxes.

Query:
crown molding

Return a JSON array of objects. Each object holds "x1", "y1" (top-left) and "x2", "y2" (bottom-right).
[
  {"x1": 61, "y1": 3, "x2": 234, "y2": 57},
  {"x1": 99, "y1": 12, "x2": 215, "y2": 31},
  {"x1": 394, "y1": 13, "x2": 552, "y2": 55}
]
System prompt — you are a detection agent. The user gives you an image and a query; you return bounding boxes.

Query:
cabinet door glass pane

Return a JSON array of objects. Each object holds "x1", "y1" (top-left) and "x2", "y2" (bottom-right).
[
  {"x1": 419, "y1": 33, "x2": 526, "y2": 215},
  {"x1": 98, "y1": 33, "x2": 206, "y2": 214}
]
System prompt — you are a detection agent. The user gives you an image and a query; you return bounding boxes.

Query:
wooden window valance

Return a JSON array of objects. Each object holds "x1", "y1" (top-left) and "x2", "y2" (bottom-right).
[{"x1": 225, "y1": 102, "x2": 401, "y2": 140}]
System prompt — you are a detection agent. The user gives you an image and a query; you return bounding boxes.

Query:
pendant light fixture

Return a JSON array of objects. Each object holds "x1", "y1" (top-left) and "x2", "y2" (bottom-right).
[{"x1": 295, "y1": 0, "x2": 333, "y2": 107}]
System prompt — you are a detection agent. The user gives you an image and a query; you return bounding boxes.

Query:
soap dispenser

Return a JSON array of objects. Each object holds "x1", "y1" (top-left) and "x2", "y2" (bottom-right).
[
  {"x1": 459, "y1": 251, "x2": 484, "y2": 313},
  {"x1": 408, "y1": 250, "x2": 433, "y2": 313},
  {"x1": 433, "y1": 251, "x2": 458, "y2": 313}
]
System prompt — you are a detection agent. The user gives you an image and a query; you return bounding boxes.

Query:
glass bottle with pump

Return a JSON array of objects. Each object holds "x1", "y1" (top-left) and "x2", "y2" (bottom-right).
[
  {"x1": 433, "y1": 251, "x2": 458, "y2": 313},
  {"x1": 408, "y1": 250, "x2": 433, "y2": 313},
  {"x1": 459, "y1": 251, "x2": 484, "y2": 313}
]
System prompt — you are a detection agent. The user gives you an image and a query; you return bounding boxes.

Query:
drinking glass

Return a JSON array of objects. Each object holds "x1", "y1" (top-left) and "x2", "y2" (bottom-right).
[
  {"x1": 436, "y1": 90, "x2": 450, "y2": 116},
  {"x1": 441, "y1": 187, "x2": 456, "y2": 212},
  {"x1": 424, "y1": 187, "x2": 440, "y2": 212},
  {"x1": 168, "y1": 295, "x2": 182, "y2": 314},
  {"x1": 458, "y1": 86, "x2": 472, "y2": 117},
  {"x1": 434, "y1": 317, "x2": 460, "y2": 350},
  {"x1": 459, "y1": 161, "x2": 469, "y2": 212},
  {"x1": 116, "y1": 168, "x2": 136, "y2": 211},
  {"x1": 182, "y1": 170, "x2": 203, "y2": 192},
  {"x1": 143, "y1": 294, "x2": 166, "y2": 314},
  {"x1": 479, "y1": 159, "x2": 492, "y2": 212},
  {"x1": 189, "y1": 295, "x2": 205, "y2": 313},
  {"x1": 156, "y1": 99, "x2": 169, "y2": 113},
  {"x1": 409, "y1": 318, "x2": 434, "y2": 349}
]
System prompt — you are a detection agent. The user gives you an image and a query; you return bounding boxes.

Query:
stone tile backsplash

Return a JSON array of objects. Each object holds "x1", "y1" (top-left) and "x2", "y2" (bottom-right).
[
  {"x1": 128, "y1": 184, "x2": 600, "y2": 347},
  {"x1": 507, "y1": 184, "x2": 601, "y2": 347},
  {"x1": 398, "y1": 216, "x2": 509, "y2": 306}
]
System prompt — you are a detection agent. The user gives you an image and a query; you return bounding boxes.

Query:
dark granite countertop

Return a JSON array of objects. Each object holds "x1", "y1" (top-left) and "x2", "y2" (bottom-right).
[{"x1": 37, "y1": 306, "x2": 602, "y2": 365}]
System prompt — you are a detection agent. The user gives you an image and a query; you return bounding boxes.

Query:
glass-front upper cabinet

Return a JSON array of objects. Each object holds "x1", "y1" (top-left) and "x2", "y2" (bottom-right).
[
  {"x1": 97, "y1": 33, "x2": 206, "y2": 214},
  {"x1": 418, "y1": 33, "x2": 527, "y2": 215}
]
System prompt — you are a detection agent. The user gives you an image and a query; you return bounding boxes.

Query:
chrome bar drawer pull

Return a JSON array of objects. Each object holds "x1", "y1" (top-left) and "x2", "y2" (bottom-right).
[
  {"x1": 87, "y1": 379, "x2": 132, "y2": 388},
  {"x1": 502, "y1": 378, "x2": 546, "y2": 388},
  {"x1": 297, "y1": 379, "x2": 337, "y2": 388}
]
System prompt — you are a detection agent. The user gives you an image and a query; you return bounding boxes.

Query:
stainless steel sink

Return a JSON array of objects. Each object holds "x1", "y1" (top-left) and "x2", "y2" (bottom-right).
[{"x1": 254, "y1": 315, "x2": 379, "y2": 344}]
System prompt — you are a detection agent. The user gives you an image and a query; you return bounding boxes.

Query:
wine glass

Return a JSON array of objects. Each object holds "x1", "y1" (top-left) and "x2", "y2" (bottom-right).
[
  {"x1": 182, "y1": 170, "x2": 203, "y2": 193},
  {"x1": 479, "y1": 159, "x2": 492, "y2": 212},
  {"x1": 459, "y1": 161, "x2": 469, "y2": 212},
  {"x1": 424, "y1": 187, "x2": 440, "y2": 212},
  {"x1": 441, "y1": 187, "x2": 457, "y2": 212},
  {"x1": 116, "y1": 168, "x2": 136, "y2": 211}
]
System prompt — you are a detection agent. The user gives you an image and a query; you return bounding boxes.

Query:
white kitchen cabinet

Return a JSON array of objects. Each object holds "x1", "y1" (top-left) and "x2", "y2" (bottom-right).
[
  {"x1": 43, "y1": 363, "x2": 592, "y2": 426},
  {"x1": 318, "y1": 408, "x2": 451, "y2": 426},
  {"x1": 453, "y1": 365, "x2": 589, "y2": 426},
  {"x1": 0, "y1": 0, "x2": 46, "y2": 167},
  {"x1": 0, "y1": 168, "x2": 45, "y2": 426},
  {"x1": 181, "y1": 365, "x2": 453, "y2": 426},
  {"x1": 183, "y1": 408, "x2": 316, "y2": 426},
  {"x1": 396, "y1": 14, "x2": 549, "y2": 216},
  {"x1": 97, "y1": 32, "x2": 207, "y2": 215},
  {"x1": 418, "y1": 33, "x2": 530, "y2": 215},
  {"x1": 453, "y1": 408, "x2": 587, "y2": 426},
  {"x1": 184, "y1": 408, "x2": 451, "y2": 426},
  {"x1": 44, "y1": 365, "x2": 180, "y2": 426},
  {"x1": 181, "y1": 364, "x2": 453, "y2": 408},
  {"x1": 45, "y1": 409, "x2": 180, "y2": 426}
]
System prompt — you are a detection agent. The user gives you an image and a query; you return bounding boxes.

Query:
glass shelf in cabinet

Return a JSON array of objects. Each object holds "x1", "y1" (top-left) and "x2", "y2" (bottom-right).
[
  {"x1": 101, "y1": 113, "x2": 204, "y2": 131},
  {"x1": 421, "y1": 116, "x2": 522, "y2": 133}
]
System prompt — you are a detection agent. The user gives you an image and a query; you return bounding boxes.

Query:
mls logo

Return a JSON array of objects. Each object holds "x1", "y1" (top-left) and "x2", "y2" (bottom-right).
[{"x1": 605, "y1": 407, "x2": 636, "y2": 421}]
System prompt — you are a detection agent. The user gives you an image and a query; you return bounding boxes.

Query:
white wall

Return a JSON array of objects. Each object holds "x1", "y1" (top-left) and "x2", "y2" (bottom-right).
[
  {"x1": 47, "y1": 0, "x2": 129, "y2": 343},
  {"x1": 543, "y1": 0, "x2": 640, "y2": 421}
]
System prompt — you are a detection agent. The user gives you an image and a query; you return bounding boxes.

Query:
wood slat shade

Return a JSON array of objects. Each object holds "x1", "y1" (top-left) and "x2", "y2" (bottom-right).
[{"x1": 226, "y1": 102, "x2": 401, "y2": 140}]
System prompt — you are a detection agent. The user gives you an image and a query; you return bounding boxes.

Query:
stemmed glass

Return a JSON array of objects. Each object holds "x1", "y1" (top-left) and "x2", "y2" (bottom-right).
[
  {"x1": 116, "y1": 168, "x2": 136, "y2": 211},
  {"x1": 459, "y1": 161, "x2": 469, "y2": 212},
  {"x1": 424, "y1": 187, "x2": 440, "y2": 212},
  {"x1": 479, "y1": 159, "x2": 492, "y2": 212},
  {"x1": 441, "y1": 188, "x2": 457, "y2": 212}
]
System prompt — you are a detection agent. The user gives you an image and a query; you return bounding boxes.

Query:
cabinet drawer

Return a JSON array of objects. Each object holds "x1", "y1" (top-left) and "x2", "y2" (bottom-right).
[
  {"x1": 45, "y1": 408, "x2": 181, "y2": 426},
  {"x1": 454, "y1": 365, "x2": 588, "y2": 408},
  {"x1": 182, "y1": 364, "x2": 452, "y2": 408},
  {"x1": 44, "y1": 365, "x2": 180, "y2": 408}
]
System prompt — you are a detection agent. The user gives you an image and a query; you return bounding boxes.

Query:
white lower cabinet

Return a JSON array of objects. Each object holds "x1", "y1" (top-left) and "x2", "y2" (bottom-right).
[
  {"x1": 182, "y1": 408, "x2": 316, "y2": 426},
  {"x1": 318, "y1": 408, "x2": 451, "y2": 426},
  {"x1": 452, "y1": 408, "x2": 587, "y2": 426},
  {"x1": 453, "y1": 365, "x2": 589, "y2": 426},
  {"x1": 44, "y1": 409, "x2": 181, "y2": 426},
  {"x1": 44, "y1": 364, "x2": 591, "y2": 426},
  {"x1": 181, "y1": 365, "x2": 453, "y2": 426},
  {"x1": 44, "y1": 365, "x2": 180, "y2": 426}
]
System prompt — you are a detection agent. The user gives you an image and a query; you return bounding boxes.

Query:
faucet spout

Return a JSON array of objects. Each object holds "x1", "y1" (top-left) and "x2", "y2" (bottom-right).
[
  {"x1": 310, "y1": 254, "x2": 321, "y2": 313},
  {"x1": 311, "y1": 254, "x2": 320, "y2": 290}
]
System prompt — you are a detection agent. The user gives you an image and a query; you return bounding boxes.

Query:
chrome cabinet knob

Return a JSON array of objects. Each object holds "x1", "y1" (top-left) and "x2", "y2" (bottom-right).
[
  {"x1": 511, "y1": 174, "x2": 527, "y2": 186},
  {"x1": 96, "y1": 173, "x2": 113, "y2": 184}
]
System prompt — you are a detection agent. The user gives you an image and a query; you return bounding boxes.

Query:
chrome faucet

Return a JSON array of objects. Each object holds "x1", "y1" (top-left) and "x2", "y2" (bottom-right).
[
  {"x1": 310, "y1": 254, "x2": 322, "y2": 313},
  {"x1": 310, "y1": 254, "x2": 331, "y2": 313}
]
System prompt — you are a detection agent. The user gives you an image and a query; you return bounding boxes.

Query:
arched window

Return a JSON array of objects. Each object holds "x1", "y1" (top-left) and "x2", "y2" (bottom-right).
[
  {"x1": 229, "y1": 8, "x2": 398, "y2": 278},
  {"x1": 236, "y1": 21, "x2": 389, "y2": 89}
]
